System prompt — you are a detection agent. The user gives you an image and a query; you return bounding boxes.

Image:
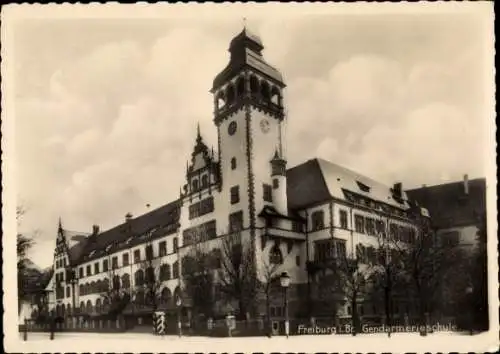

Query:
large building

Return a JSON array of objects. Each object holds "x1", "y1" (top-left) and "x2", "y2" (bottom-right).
[{"x1": 45, "y1": 29, "x2": 429, "y2": 330}]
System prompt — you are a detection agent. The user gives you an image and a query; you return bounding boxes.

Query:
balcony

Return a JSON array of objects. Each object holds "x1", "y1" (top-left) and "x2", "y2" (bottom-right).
[{"x1": 263, "y1": 227, "x2": 306, "y2": 241}]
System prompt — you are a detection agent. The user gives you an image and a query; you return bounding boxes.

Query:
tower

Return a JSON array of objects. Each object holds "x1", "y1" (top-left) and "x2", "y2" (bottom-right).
[{"x1": 211, "y1": 28, "x2": 287, "y2": 233}]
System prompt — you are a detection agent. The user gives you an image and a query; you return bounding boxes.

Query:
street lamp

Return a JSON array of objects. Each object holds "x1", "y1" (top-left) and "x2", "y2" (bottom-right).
[
  {"x1": 280, "y1": 272, "x2": 291, "y2": 338},
  {"x1": 176, "y1": 296, "x2": 182, "y2": 338}
]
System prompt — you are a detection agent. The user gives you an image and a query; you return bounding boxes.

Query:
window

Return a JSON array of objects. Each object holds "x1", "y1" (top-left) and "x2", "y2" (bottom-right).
[
  {"x1": 145, "y1": 267, "x2": 155, "y2": 284},
  {"x1": 173, "y1": 238, "x2": 178, "y2": 252},
  {"x1": 292, "y1": 220, "x2": 303, "y2": 233},
  {"x1": 269, "y1": 244, "x2": 283, "y2": 265},
  {"x1": 229, "y1": 211, "x2": 244, "y2": 233},
  {"x1": 354, "y1": 215, "x2": 365, "y2": 233},
  {"x1": 314, "y1": 240, "x2": 334, "y2": 262},
  {"x1": 201, "y1": 174, "x2": 209, "y2": 188},
  {"x1": 228, "y1": 121, "x2": 237, "y2": 135},
  {"x1": 122, "y1": 274, "x2": 130, "y2": 289},
  {"x1": 66, "y1": 286, "x2": 71, "y2": 298},
  {"x1": 273, "y1": 178, "x2": 279, "y2": 189},
  {"x1": 94, "y1": 262, "x2": 100, "y2": 274},
  {"x1": 103, "y1": 259, "x2": 108, "y2": 272},
  {"x1": 134, "y1": 250, "x2": 141, "y2": 263},
  {"x1": 172, "y1": 261, "x2": 179, "y2": 279},
  {"x1": 295, "y1": 255, "x2": 301, "y2": 266},
  {"x1": 112, "y1": 256, "x2": 118, "y2": 269},
  {"x1": 145, "y1": 245, "x2": 154, "y2": 260},
  {"x1": 356, "y1": 181, "x2": 371, "y2": 193},
  {"x1": 311, "y1": 210, "x2": 324, "y2": 231},
  {"x1": 231, "y1": 157, "x2": 237, "y2": 170},
  {"x1": 86, "y1": 265, "x2": 91, "y2": 277},
  {"x1": 189, "y1": 197, "x2": 215, "y2": 219},
  {"x1": 230, "y1": 186, "x2": 240, "y2": 204},
  {"x1": 334, "y1": 239, "x2": 347, "y2": 259},
  {"x1": 339, "y1": 210, "x2": 348, "y2": 229},
  {"x1": 159, "y1": 241, "x2": 167, "y2": 257},
  {"x1": 365, "y1": 217, "x2": 375, "y2": 235},
  {"x1": 263, "y1": 184, "x2": 273, "y2": 202},
  {"x1": 160, "y1": 264, "x2": 171, "y2": 281},
  {"x1": 376, "y1": 220, "x2": 386, "y2": 235},
  {"x1": 122, "y1": 253, "x2": 129, "y2": 266},
  {"x1": 134, "y1": 270, "x2": 144, "y2": 287},
  {"x1": 79, "y1": 267, "x2": 84, "y2": 278},
  {"x1": 356, "y1": 244, "x2": 367, "y2": 263},
  {"x1": 63, "y1": 258, "x2": 67, "y2": 267},
  {"x1": 192, "y1": 179, "x2": 199, "y2": 192}
]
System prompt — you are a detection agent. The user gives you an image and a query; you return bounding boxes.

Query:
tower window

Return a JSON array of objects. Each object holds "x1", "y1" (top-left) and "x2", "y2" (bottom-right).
[
  {"x1": 273, "y1": 178, "x2": 279, "y2": 189},
  {"x1": 250, "y1": 75, "x2": 259, "y2": 96},
  {"x1": 263, "y1": 184, "x2": 273, "y2": 202},
  {"x1": 201, "y1": 174, "x2": 209, "y2": 188},
  {"x1": 236, "y1": 76, "x2": 245, "y2": 97},
  {"x1": 226, "y1": 84, "x2": 235, "y2": 105},
  {"x1": 261, "y1": 81, "x2": 270, "y2": 101},
  {"x1": 230, "y1": 186, "x2": 240, "y2": 204},
  {"x1": 231, "y1": 157, "x2": 237, "y2": 170},
  {"x1": 192, "y1": 179, "x2": 199, "y2": 192}
]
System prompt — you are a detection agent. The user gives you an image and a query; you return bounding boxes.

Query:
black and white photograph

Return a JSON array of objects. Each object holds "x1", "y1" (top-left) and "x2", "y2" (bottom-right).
[{"x1": 2, "y1": 2, "x2": 497, "y2": 352}]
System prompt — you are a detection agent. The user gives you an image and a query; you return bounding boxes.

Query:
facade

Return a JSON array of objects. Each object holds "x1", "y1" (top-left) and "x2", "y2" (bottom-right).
[
  {"x1": 45, "y1": 29, "x2": 429, "y2": 329},
  {"x1": 406, "y1": 175, "x2": 486, "y2": 250}
]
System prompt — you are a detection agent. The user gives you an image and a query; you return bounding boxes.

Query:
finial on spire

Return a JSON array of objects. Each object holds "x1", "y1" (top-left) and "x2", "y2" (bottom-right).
[
  {"x1": 243, "y1": 17, "x2": 247, "y2": 30},
  {"x1": 58, "y1": 217, "x2": 63, "y2": 231}
]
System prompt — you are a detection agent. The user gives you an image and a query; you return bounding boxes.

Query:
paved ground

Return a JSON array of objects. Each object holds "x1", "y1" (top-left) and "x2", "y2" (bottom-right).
[{"x1": 9, "y1": 329, "x2": 489, "y2": 353}]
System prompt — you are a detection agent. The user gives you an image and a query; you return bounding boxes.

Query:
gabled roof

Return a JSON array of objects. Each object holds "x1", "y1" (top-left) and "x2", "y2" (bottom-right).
[
  {"x1": 286, "y1": 158, "x2": 411, "y2": 210},
  {"x1": 76, "y1": 200, "x2": 181, "y2": 264},
  {"x1": 406, "y1": 178, "x2": 486, "y2": 229}
]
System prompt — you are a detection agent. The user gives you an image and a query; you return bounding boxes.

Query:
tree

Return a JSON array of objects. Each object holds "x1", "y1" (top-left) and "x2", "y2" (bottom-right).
[
  {"x1": 469, "y1": 212, "x2": 488, "y2": 331},
  {"x1": 218, "y1": 232, "x2": 258, "y2": 319},
  {"x1": 17, "y1": 206, "x2": 35, "y2": 307},
  {"x1": 182, "y1": 240, "x2": 216, "y2": 319}
]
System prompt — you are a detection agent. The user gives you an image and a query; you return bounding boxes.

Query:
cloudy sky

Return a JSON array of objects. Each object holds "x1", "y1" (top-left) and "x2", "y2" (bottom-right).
[{"x1": 5, "y1": 4, "x2": 494, "y2": 267}]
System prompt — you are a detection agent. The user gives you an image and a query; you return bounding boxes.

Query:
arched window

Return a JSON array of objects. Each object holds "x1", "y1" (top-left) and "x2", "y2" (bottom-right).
[
  {"x1": 79, "y1": 301, "x2": 85, "y2": 313},
  {"x1": 103, "y1": 278, "x2": 110, "y2": 292},
  {"x1": 86, "y1": 300, "x2": 93, "y2": 314},
  {"x1": 66, "y1": 303, "x2": 72, "y2": 316},
  {"x1": 216, "y1": 92, "x2": 226, "y2": 110},
  {"x1": 201, "y1": 174, "x2": 209, "y2": 188},
  {"x1": 261, "y1": 81, "x2": 270, "y2": 101},
  {"x1": 113, "y1": 275, "x2": 121, "y2": 290},
  {"x1": 236, "y1": 76, "x2": 245, "y2": 97},
  {"x1": 173, "y1": 261, "x2": 179, "y2": 279},
  {"x1": 231, "y1": 157, "x2": 237, "y2": 170},
  {"x1": 103, "y1": 297, "x2": 110, "y2": 313},
  {"x1": 160, "y1": 264, "x2": 171, "y2": 281},
  {"x1": 145, "y1": 267, "x2": 155, "y2": 285},
  {"x1": 122, "y1": 274, "x2": 131, "y2": 289},
  {"x1": 90, "y1": 281, "x2": 96, "y2": 294},
  {"x1": 192, "y1": 179, "x2": 199, "y2": 192},
  {"x1": 95, "y1": 298, "x2": 102, "y2": 313},
  {"x1": 250, "y1": 75, "x2": 259, "y2": 96},
  {"x1": 269, "y1": 244, "x2": 283, "y2": 265},
  {"x1": 161, "y1": 287, "x2": 172, "y2": 305},
  {"x1": 135, "y1": 269, "x2": 145, "y2": 286},
  {"x1": 270, "y1": 86, "x2": 281, "y2": 106},
  {"x1": 173, "y1": 286, "x2": 181, "y2": 304},
  {"x1": 226, "y1": 84, "x2": 235, "y2": 105}
]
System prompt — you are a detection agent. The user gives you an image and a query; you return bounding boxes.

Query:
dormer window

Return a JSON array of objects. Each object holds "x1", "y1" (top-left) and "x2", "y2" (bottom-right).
[{"x1": 356, "y1": 181, "x2": 371, "y2": 193}]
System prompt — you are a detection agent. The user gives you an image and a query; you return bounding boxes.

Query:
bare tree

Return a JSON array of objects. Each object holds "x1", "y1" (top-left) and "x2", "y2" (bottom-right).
[
  {"x1": 182, "y1": 239, "x2": 216, "y2": 319},
  {"x1": 217, "y1": 232, "x2": 258, "y2": 319}
]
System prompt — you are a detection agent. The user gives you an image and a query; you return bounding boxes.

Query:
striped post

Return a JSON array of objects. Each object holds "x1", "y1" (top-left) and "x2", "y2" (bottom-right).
[{"x1": 153, "y1": 311, "x2": 166, "y2": 335}]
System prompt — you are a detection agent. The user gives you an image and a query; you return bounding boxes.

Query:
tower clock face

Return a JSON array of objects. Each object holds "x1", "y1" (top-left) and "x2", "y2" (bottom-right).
[
  {"x1": 228, "y1": 121, "x2": 237, "y2": 135},
  {"x1": 260, "y1": 119, "x2": 270, "y2": 133}
]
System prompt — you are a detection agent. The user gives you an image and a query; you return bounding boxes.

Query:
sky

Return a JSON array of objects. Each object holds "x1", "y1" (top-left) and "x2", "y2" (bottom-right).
[{"x1": 6, "y1": 4, "x2": 494, "y2": 268}]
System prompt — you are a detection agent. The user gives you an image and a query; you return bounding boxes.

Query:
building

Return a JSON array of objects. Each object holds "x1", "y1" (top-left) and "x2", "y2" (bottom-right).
[
  {"x1": 406, "y1": 175, "x2": 486, "y2": 249},
  {"x1": 45, "y1": 28, "x2": 429, "y2": 331}
]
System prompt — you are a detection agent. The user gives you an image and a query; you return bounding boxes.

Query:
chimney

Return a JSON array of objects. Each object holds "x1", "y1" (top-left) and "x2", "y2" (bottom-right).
[
  {"x1": 125, "y1": 212, "x2": 133, "y2": 223},
  {"x1": 464, "y1": 174, "x2": 469, "y2": 195},
  {"x1": 393, "y1": 182, "x2": 402, "y2": 197},
  {"x1": 92, "y1": 225, "x2": 100, "y2": 235}
]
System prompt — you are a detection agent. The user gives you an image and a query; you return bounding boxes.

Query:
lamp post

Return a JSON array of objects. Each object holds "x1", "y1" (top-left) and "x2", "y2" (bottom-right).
[
  {"x1": 176, "y1": 296, "x2": 182, "y2": 338},
  {"x1": 280, "y1": 272, "x2": 290, "y2": 338}
]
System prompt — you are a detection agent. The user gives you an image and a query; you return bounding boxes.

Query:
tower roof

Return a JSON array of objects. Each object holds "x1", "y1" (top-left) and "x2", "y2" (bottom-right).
[{"x1": 212, "y1": 28, "x2": 284, "y2": 91}]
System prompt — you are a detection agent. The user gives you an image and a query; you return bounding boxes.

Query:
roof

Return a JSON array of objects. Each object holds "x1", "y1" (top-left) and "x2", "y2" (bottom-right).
[
  {"x1": 406, "y1": 178, "x2": 486, "y2": 229},
  {"x1": 286, "y1": 158, "x2": 411, "y2": 210},
  {"x1": 76, "y1": 200, "x2": 181, "y2": 264},
  {"x1": 212, "y1": 29, "x2": 284, "y2": 91}
]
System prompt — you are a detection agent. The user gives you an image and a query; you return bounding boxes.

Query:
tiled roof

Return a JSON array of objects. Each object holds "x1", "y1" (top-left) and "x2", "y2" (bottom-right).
[
  {"x1": 76, "y1": 200, "x2": 181, "y2": 264},
  {"x1": 406, "y1": 178, "x2": 486, "y2": 229},
  {"x1": 286, "y1": 158, "x2": 411, "y2": 210}
]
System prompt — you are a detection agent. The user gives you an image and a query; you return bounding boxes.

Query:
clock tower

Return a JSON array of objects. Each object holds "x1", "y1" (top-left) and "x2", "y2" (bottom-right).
[{"x1": 211, "y1": 28, "x2": 287, "y2": 235}]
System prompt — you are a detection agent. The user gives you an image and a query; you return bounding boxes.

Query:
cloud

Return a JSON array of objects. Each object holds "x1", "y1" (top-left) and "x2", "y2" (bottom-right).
[{"x1": 13, "y1": 14, "x2": 489, "y2": 267}]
